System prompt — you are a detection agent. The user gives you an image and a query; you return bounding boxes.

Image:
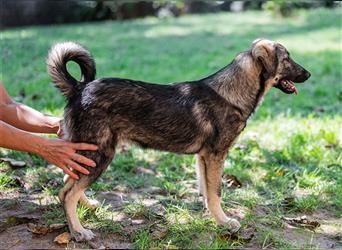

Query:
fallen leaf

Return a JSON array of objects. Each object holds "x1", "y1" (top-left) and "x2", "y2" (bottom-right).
[
  {"x1": 0, "y1": 157, "x2": 27, "y2": 168},
  {"x1": 223, "y1": 174, "x2": 242, "y2": 188},
  {"x1": 150, "y1": 204, "x2": 166, "y2": 218},
  {"x1": 282, "y1": 215, "x2": 320, "y2": 229},
  {"x1": 239, "y1": 227, "x2": 255, "y2": 242},
  {"x1": 54, "y1": 232, "x2": 71, "y2": 244},
  {"x1": 218, "y1": 226, "x2": 255, "y2": 242},
  {"x1": 151, "y1": 225, "x2": 168, "y2": 240},
  {"x1": 28, "y1": 223, "x2": 50, "y2": 235}
]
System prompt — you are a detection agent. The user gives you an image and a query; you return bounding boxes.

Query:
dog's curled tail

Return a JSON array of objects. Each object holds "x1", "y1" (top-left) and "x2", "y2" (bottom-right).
[{"x1": 47, "y1": 42, "x2": 96, "y2": 98}]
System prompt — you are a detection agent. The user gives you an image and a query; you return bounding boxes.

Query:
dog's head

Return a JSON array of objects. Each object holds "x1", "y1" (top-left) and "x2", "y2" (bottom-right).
[{"x1": 251, "y1": 38, "x2": 310, "y2": 94}]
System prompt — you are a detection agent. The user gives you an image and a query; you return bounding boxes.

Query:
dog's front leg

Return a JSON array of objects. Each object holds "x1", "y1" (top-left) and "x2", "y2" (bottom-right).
[
  {"x1": 202, "y1": 152, "x2": 241, "y2": 232},
  {"x1": 196, "y1": 154, "x2": 208, "y2": 208}
]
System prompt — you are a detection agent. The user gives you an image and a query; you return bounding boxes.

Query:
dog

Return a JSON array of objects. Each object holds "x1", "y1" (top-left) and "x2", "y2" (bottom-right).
[{"x1": 47, "y1": 38, "x2": 310, "y2": 241}]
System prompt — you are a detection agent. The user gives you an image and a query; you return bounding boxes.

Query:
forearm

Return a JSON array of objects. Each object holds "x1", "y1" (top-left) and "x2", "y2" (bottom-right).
[
  {"x1": 0, "y1": 102, "x2": 60, "y2": 134},
  {"x1": 0, "y1": 120, "x2": 46, "y2": 154}
]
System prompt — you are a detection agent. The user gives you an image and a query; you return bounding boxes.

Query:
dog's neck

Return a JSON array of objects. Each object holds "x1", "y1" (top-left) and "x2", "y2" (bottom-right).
[{"x1": 207, "y1": 51, "x2": 269, "y2": 121}]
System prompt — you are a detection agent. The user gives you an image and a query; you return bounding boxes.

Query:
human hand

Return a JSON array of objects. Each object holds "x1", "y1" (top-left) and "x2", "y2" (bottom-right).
[
  {"x1": 37, "y1": 138, "x2": 98, "y2": 180},
  {"x1": 52, "y1": 119, "x2": 64, "y2": 138},
  {"x1": 56, "y1": 122, "x2": 64, "y2": 138}
]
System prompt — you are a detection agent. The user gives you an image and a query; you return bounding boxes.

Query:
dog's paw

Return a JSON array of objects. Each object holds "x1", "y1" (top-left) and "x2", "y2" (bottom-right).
[
  {"x1": 73, "y1": 228, "x2": 96, "y2": 242},
  {"x1": 223, "y1": 217, "x2": 241, "y2": 233}
]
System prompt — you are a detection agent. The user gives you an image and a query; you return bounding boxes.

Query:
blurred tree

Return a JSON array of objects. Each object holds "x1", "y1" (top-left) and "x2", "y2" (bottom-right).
[
  {"x1": 263, "y1": 0, "x2": 336, "y2": 17},
  {"x1": 1, "y1": 0, "x2": 338, "y2": 28}
]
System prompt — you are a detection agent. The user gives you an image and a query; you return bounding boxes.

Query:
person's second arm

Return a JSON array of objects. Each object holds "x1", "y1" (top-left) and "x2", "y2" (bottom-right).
[{"x1": 0, "y1": 83, "x2": 60, "y2": 134}]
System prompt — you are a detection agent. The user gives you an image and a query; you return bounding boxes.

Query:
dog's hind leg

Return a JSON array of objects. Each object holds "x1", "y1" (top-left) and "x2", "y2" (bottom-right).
[
  {"x1": 58, "y1": 175, "x2": 75, "y2": 202},
  {"x1": 79, "y1": 192, "x2": 101, "y2": 209},
  {"x1": 63, "y1": 146, "x2": 116, "y2": 242},
  {"x1": 60, "y1": 175, "x2": 100, "y2": 209},
  {"x1": 201, "y1": 151, "x2": 241, "y2": 233},
  {"x1": 63, "y1": 178, "x2": 95, "y2": 241}
]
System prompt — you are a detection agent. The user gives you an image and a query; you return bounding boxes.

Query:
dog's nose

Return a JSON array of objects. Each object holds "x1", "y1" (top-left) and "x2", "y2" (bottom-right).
[{"x1": 305, "y1": 71, "x2": 311, "y2": 80}]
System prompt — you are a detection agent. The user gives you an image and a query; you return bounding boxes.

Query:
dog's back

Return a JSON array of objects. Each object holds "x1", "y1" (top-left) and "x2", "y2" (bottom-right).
[{"x1": 47, "y1": 42, "x2": 229, "y2": 155}]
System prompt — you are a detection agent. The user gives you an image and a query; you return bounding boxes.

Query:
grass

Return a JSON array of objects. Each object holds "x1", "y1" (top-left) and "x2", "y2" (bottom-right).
[{"x1": 1, "y1": 7, "x2": 341, "y2": 249}]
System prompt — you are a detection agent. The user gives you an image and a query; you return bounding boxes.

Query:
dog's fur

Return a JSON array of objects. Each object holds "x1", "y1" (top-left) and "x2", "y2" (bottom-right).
[{"x1": 47, "y1": 39, "x2": 310, "y2": 241}]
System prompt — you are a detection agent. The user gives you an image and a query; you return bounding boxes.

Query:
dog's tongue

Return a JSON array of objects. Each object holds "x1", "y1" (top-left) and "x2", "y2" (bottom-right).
[{"x1": 288, "y1": 80, "x2": 298, "y2": 95}]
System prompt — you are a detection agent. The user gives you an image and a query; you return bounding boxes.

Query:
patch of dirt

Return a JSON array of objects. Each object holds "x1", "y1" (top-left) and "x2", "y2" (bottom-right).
[
  {"x1": 246, "y1": 207, "x2": 342, "y2": 249},
  {"x1": 0, "y1": 190, "x2": 135, "y2": 249},
  {"x1": 278, "y1": 227, "x2": 340, "y2": 249},
  {"x1": 1, "y1": 186, "x2": 341, "y2": 249}
]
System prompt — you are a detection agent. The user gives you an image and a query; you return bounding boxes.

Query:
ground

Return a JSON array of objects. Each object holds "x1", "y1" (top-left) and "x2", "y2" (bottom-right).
[{"x1": 1, "y1": 8, "x2": 341, "y2": 249}]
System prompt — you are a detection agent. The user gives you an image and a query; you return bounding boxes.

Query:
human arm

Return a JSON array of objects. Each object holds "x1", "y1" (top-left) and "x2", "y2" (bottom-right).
[
  {"x1": 0, "y1": 83, "x2": 60, "y2": 134},
  {"x1": 0, "y1": 120, "x2": 98, "y2": 180}
]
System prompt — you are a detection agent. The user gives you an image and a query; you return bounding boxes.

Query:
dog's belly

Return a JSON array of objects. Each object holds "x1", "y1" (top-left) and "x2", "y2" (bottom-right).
[
  {"x1": 117, "y1": 123, "x2": 210, "y2": 154},
  {"x1": 130, "y1": 136, "x2": 205, "y2": 154}
]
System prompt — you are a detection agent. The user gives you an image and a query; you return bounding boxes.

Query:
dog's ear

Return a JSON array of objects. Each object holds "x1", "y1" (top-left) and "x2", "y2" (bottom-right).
[{"x1": 251, "y1": 39, "x2": 276, "y2": 76}]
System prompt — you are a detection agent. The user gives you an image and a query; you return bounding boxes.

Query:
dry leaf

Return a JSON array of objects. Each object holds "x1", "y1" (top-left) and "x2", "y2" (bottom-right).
[
  {"x1": 239, "y1": 227, "x2": 255, "y2": 242},
  {"x1": 151, "y1": 225, "x2": 168, "y2": 240},
  {"x1": 150, "y1": 204, "x2": 166, "y2": 218},
  {"x1": 282, "y1": 215, "x2": 320, "y2": 229},
  {"x1": 218, "y1": 227, "x2": 255, "y2": 242},
  {"x1": 28, "y1": 223, "x2": 50, "y2": 235},
  {"x1": 54, "y1": 232, "x2": 71, "y2": 244}
]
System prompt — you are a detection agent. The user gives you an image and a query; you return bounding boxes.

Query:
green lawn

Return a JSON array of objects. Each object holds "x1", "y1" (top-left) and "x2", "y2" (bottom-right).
[{"x1": 1, "y1": 8, "x2": 341, "y2": 249}]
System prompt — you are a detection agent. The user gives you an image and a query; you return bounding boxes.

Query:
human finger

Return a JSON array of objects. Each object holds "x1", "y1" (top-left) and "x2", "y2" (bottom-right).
[
  {"x1": 66, "y1": 160, "x2": 90, "y2": 175},
  {"x1": 72, "y1": 153, "x2": 96, "y2": 168},
  {"x1": 71, "y1": 143, "x2": 98, "y2": 151},
  {"x1": 59, "y1": 165, "x2": 79, "y2": 180}
]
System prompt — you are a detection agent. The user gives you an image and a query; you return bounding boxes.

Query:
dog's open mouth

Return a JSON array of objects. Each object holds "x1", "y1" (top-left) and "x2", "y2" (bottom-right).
[{"x1": 276, "y1": 79, "x2": 298, "y2": 95}]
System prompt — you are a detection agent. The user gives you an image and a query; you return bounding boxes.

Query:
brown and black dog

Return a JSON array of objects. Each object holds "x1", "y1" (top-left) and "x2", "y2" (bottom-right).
[{"x1": 47, "y1": 39, "x2": 310, "y2": 241}]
